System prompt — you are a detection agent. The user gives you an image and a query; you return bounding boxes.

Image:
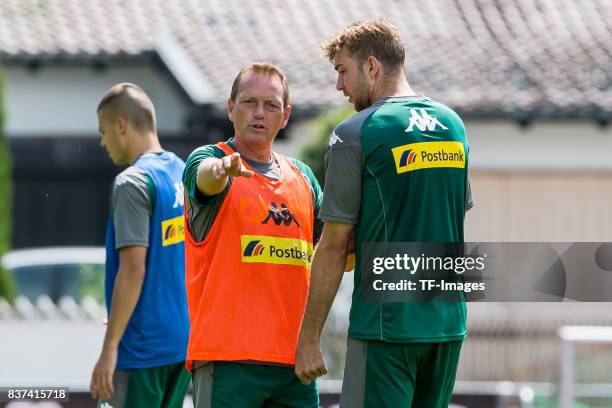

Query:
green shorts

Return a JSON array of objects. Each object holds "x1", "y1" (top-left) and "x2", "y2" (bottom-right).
[
  {"x1": 340, "y1": 339, "x2": 463, "y2": 408},
  {"x1": 97, "y1": 361, "x2": 190, "y2": 408},
  {"x1": 192, "y1": 362, "x2": 319, "y2": 408}
]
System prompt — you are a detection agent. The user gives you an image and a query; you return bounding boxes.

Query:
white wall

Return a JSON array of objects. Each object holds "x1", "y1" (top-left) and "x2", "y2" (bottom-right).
[
  {"x1": 467, "y1": 121, "x2": 612, "y2": 170},
  {"x1": 465, "y1": 121, "x2": 612, "y2": 241},
  {"x1": 465, "y1": 171, "x2": 612, "y2": 241},
  {"x1": 3, "y1": 65, "x2": 192, "y2": 137}
]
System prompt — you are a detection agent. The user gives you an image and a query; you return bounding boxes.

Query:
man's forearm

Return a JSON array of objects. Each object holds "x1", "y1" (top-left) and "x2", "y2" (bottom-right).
[
  {"x1": 196, "y1": 157, "x2": 227, "y2": 196},
  {"x1": 300, "y1": 240, "x2": 348, "y2": 340},
  {"x1": 103, "y1": 267, "x2": 145, "y2": 350}
]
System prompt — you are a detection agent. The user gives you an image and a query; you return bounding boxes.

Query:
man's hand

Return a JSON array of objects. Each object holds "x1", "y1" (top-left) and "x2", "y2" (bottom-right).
[
  {"x1": 90, "y1": 347, "x2": 117, "y2": 400},
  {"x1": 196, "y1": 152, "x2": 254, "y2": 196},
  {"x1": 211, "y1": 152, "x2": 254, "y2": 179},
  {"x1": 295, "y1": 337, "x2": 327, "y2": 385}
]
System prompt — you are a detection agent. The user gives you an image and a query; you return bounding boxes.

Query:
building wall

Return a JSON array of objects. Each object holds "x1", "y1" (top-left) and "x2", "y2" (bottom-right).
[
  {"x1": 8, "y1": 136, "x2": 205, "y2": 249},
  {"x1": 288, "y1": 118, "x2": 612, "y2": 243},
  {"x1": 3, "y1": 64, "x2": 192, "y2": 138},
  {"x1": 466, "y1": 120, "x2": 612, "y2": 242},
  {"x1": 466, "y1": 171, "x2": 612, "y2": 242},
  {"x1": 462, "y1": 121, "x2": 612, "y2": 383},
  {"x1": 467, "y1": 121, "x2": 612, "y2": 171},
  {"x1": 2, "y1": 63, "x2": 223, "y2": 248}
]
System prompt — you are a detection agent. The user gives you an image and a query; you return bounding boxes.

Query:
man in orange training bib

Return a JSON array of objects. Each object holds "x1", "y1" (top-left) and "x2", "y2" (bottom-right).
[{"x1": 182, "y1": 63, "x2": 323, "y2": 408}]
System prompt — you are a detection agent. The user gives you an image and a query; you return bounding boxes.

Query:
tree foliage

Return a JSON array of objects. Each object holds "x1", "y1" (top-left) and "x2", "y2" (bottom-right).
[
  {"x1": 299, "y1": 106, "x2": 355, "y2": 188},
  {"x1": 0, "y1": 68, "x2": 16, "y2": 304}
]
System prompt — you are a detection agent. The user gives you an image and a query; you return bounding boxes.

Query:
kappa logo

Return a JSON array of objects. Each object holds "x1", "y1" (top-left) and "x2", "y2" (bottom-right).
[
  {"x1": 172, "y1": 182, "x2": 184, "y2": 208},
  {"x1": 261, "y1": 202, "x2": 301, "y2": 227},
  {"x1": 329, "y1": 130, "x2": 343, "y2": 146},
  {"x1": 405, "y1": 108, "x2": 448, "y2": 133}
]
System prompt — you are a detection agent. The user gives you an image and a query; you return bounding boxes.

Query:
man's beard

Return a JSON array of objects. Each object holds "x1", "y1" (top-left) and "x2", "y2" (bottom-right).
[
  {"x1": 352, "y1": 80, "x2": 373, "y2": 112},
  {"x1": 353, "y1": 96, "x2": 371, "y2": 112}
]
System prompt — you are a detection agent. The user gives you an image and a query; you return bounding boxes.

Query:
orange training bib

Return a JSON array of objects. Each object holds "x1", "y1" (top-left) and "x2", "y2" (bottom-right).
[{"x1": 184, "y1": 142, "x2": 314, "y2": 369}]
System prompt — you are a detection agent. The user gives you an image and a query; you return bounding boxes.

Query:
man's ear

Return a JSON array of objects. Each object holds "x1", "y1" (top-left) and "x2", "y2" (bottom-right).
[
  {"x1": 366, "y1": 56, "x2": 380, "y2": 79},
  {"x1": 280, "y1": 104, "x2": 292, "y2": 129},
  {"x1": 116, "y1": 116, "x2": 128, "y2": 135},
  {"x1": 227, "y1": 98, "x2": 235, "y2": 122}
]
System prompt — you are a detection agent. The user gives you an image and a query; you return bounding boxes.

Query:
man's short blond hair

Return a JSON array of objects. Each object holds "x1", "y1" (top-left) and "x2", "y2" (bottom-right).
[
  {"x1": 97, "y1": 83, "x2": 157, "y2": 133},
  {"x1": 322, "y1": 19, "x2": 406, "y2": 76},
  {"x1": 230, "y1": 63, "x2": 289, "y2": 109}
]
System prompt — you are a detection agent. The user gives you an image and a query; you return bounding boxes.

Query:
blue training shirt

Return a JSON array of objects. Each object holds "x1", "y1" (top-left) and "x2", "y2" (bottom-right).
[{"x1": 105, "y1": 151, "x2": 189, "y2": 370}]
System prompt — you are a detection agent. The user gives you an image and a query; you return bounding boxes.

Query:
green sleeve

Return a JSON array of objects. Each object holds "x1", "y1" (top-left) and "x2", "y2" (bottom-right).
[
  {"x1": 289, "y1": 157, "x2": 324, "y2": 243},
  {"x1": 182, "y1": 145, "x2": 227, "y2": 206}
]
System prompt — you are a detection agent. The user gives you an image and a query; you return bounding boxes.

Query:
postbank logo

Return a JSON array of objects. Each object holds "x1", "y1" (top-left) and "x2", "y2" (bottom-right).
[
  {"x1": 241, "y1": 235, "x2": 313, "y2": 267},
  {"x1": 161, "y1": 215, "x2": 185, "y2": 247},
  {"x1": 391, "y1": 141, "x2": 466, "y2": 174}
]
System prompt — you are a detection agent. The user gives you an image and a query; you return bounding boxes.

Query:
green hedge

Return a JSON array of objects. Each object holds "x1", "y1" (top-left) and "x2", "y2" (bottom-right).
[
  {"x1": 0, "y1": 68, "x2": 16, "y2": 304},
  {"x1": 299, "y1": 106, "x2": 355, "y2": 188}
]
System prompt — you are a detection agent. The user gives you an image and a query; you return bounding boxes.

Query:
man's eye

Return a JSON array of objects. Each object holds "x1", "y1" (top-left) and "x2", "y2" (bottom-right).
[{"x1": 241, "y1": 100, "x2": 256, "y2": 106}]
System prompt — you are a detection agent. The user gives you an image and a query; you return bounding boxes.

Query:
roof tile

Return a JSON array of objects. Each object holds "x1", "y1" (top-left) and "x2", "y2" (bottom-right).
[{"x1": 0, "y1": 0, "x2": 610, "y2": 115}]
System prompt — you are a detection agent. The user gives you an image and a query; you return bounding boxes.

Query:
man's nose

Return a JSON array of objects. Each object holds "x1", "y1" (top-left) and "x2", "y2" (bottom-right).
[
  {"x1": 336, "y1": 75, "x2": 343, "y2": 91},
  {"x1": 254, "y1": 102, "x2": 265, "y2": 118}
]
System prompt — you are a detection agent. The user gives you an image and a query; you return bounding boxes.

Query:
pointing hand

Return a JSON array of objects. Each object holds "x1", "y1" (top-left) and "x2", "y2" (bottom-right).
[{"x1": 212, "y1": 152, "x2": 254, "y2": 179}]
